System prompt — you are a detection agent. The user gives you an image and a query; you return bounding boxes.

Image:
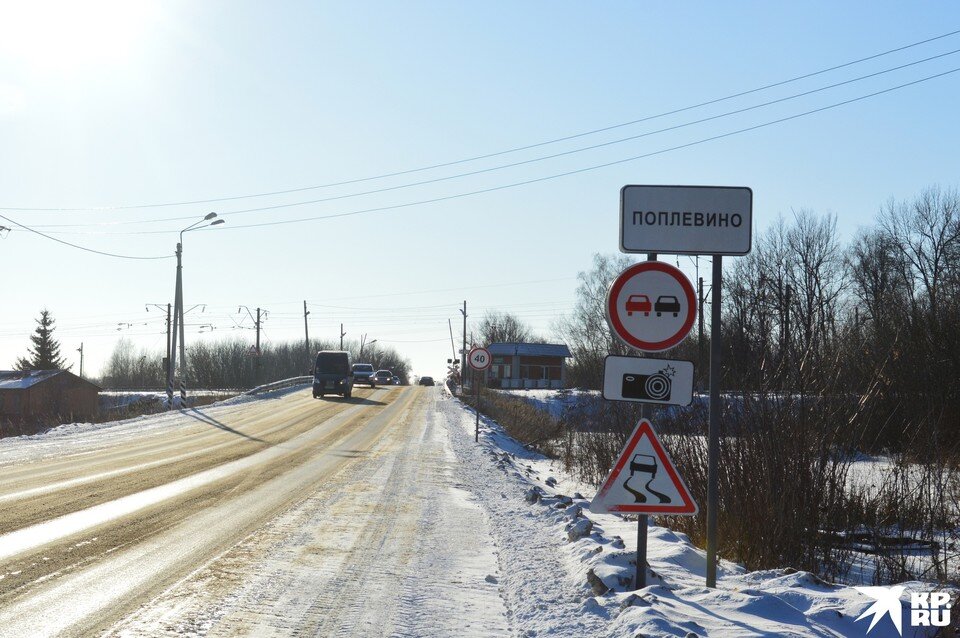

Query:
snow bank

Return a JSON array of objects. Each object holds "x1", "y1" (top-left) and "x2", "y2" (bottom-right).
[
  {"x1": 0, "y1": 384, "x2": 308, "y2": 465},
  {"x1": 440, "y1": 391, "x2": 946, "y2": 637}
]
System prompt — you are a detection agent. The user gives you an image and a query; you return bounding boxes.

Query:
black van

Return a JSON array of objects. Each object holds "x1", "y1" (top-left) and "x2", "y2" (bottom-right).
[{"x1": 313, "y1": 350, "x2": 354, "y2": 398}]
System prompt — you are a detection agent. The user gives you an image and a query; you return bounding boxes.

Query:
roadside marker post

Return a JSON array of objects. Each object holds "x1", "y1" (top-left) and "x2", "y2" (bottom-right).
[
  {"x1": 608, "y1": 184, "x2": 752, "y2": 590},
  {"x1": 468, "y1": 346, "x2": 491, "y2": 443}
]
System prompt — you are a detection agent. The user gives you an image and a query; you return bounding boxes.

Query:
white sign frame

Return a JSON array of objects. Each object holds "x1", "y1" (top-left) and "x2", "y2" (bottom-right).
[
  {"x1": 602, "y1": 356, "x2": 694, "y2": 406},
  {"x1": 620, "y1": 185, "x2": 753, "y2": 255}
]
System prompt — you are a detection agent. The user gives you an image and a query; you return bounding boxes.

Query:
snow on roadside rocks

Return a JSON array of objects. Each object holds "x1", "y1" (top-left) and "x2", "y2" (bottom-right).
[{"x1": 439, "y1": 390, "x2": 934, "y2": 637}]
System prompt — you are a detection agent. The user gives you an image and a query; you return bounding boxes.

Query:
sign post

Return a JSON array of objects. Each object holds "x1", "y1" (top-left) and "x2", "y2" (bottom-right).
[
  {"x1": 468, "y1": 346, "x2": 491, "y2": 443},
  {"x1": 614, "y1": 184, "x2": 752, "y2": 590}
]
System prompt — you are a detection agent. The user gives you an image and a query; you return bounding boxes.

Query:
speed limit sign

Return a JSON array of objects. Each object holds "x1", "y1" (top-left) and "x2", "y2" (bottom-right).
[{"x1": 468, "y1": 346, "x2": 492, "y2": 371}]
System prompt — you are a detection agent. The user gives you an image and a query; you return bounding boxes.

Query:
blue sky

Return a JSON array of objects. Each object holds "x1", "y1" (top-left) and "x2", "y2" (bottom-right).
[{"x1": 1, "y1": 1, "x2": 959, "y2": 380}]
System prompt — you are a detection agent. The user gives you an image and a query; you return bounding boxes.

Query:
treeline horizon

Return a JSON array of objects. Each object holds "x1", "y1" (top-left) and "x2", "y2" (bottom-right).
[
  {"x1": 556, "y1": 184, "x2": 960, "y2": 451},
  {"x1": 97, "y1": 336, "x2": 412, "y2": 390}
]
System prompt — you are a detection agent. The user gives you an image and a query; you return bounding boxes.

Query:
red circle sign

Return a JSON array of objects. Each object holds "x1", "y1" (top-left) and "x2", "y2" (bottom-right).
[
  {"x1": 468, "y1": 347, "x2": 492, "y2": 371},
  {"x1": 606, "y1": 261, "x2": 696, "y2": 352}
]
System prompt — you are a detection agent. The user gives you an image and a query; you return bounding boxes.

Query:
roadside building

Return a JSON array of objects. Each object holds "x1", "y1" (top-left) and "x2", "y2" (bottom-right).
[
  {"x1": 486, "y1": 343, "x2": 572, "y2": 389},
  {"x1": 0, "y1": 370, "x2": 101, "y2": 420}
]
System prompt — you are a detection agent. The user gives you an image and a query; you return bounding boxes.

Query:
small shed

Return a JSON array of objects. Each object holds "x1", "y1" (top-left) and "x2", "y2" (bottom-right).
[
  {"x1": 0, "y1": 370, "x2": 101, "y2": 420},
  {"x1": 486, "y1": 343, "x2": 572, "y2": 389}
]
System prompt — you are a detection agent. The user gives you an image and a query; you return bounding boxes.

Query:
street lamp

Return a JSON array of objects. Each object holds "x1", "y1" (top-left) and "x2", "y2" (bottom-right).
[
  {"x1": 168, "y1": 212, "x2": 225, "y2": 408},
  {"x1": 359, "y1": 337, "x2": 377, "y2": 359}
]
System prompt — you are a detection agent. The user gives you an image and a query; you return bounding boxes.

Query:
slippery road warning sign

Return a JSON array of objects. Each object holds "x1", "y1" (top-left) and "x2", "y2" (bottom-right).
[
  {"x1": 590, "y1": 419, "x2": 698, "y2": 515},
  {"x1": 606, "y1": 261, "x2": 697, "y2": 352}
]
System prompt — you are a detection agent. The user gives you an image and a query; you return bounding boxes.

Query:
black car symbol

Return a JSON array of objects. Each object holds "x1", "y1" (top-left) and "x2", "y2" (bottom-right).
[{"x1": 654, "y1": 295, "x2": 681, "y2": 317}]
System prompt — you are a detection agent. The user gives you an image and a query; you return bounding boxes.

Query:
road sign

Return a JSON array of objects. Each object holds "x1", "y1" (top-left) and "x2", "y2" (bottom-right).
[
  {"x1": 620, "y1": 185, "x2": 752, "y2": 255},
  {"x1": 468, "y1": 346, "x2": 491, "y2": 371},
  {"x1": 590, "y1": 419, "x2": 698, "y2": 515},
  {"x1": 606, "y1": 261, "x2": 696, "y2": 352},
  {"x1": 602, "y1": 356, "x2": 694, "y2": 406}
]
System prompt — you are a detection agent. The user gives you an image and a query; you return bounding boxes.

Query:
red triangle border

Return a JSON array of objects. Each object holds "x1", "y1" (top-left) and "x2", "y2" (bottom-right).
[{"x1": 594, "y1": 418, "x2": 698, "y2": 515}]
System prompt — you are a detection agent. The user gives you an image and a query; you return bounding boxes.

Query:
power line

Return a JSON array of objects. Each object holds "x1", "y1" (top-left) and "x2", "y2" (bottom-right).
[
  {"x1": 0, "y1": 213, "x2": 174, "y2": 260},
  {"x1": 29, "y1": 55, "x2": 960, "y2": 237},
  {"x1": 4, "y1": 27, "x2": 959, "y2": 215},
  {"x1": 191, "y1": 66, "x2": 960, "y2": 232},
  {"x1": 2, "y1": 59, "x2": 957, "y2": 263}
]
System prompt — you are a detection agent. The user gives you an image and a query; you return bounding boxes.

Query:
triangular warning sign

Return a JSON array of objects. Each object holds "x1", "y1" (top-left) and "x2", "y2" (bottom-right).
[{"x1": 590, "y1": 418, "x2": 698, "y2": 515}]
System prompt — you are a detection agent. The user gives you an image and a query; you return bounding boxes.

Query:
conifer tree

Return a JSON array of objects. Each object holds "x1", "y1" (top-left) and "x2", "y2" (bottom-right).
[{"x1": 15, "y1": 309, "x2": 67, "y2": 370}]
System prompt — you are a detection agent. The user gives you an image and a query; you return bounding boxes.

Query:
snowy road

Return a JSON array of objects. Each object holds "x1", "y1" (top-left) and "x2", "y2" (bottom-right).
[{"x1": 0, "y1": 386, "x2": 508, "y2": 637}]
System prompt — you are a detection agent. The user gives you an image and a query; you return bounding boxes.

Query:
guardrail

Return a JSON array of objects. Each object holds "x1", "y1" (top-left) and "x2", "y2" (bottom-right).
[{"x1": 244, "y1": 376, "x2": 312, "y2": 395}]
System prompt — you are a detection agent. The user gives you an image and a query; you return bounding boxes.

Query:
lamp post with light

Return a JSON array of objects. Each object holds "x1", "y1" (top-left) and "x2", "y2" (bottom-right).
[{"x1": 168, "y1": 213, "x2": 224, "y2": 408}]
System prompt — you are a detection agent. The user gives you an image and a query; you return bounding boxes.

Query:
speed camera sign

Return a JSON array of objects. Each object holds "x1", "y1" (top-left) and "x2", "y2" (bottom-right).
[{"x1": 468, "y1": 347, "x2": 492, "y2": 371}]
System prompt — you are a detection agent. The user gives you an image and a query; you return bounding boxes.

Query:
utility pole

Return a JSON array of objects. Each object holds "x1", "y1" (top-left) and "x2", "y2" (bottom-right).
[
  {"x1": 256, "y1": 308, "x2": 262, "y2": 355},
  {"x1": 170, "y1": 242, "x2": 184, "y2": 408},
  {"x1": 448, "y1": 319, "x2": 457, "y2": 361},
  {"x1": 76, "y1": 343, "x2": 84, "y2": 379},
  {"x1": 238, "y1": 305, "x2": 267, "y2": 386},
  {"x1": 460, "y1": 301, "x2": 467, "y2": 394},
  {"x1": 340, "y1": 323, "x2": 346, "y2": 350},
  {"x1": 303, "y1": 300, "x2": 311, "y2": 364},
  {"x1": 254, "y1": 307, "x2": 265, "y2": 385},
  {"x1": 178, "y1": 263, "x2": 187, "y2": 406},
  {"x1": 147, "y1": 303, "x2": 173, "y2": 405}
]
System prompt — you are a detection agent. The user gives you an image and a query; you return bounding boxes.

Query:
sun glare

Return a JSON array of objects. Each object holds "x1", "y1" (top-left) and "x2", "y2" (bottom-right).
[{"x1": 0, "y1": 0, "x2": 161, "y2": 73}]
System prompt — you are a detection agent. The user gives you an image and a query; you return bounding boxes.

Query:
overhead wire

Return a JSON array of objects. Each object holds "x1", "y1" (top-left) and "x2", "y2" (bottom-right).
[
  {"x1": 0, "y1": 213, "x2": 173, "y2": 260},
  {"x1": 5, "y1": 46, "x2": 960, "y2": 260},
  {"x1": 3, "y1": 27, "x2": 958, "y2": 213},
  {"x1": 201, "y1": 66, "x2": 960, "y2": 232},
  {"x1": 30, "y1": 45, "x2": 960, "y2": 231}
]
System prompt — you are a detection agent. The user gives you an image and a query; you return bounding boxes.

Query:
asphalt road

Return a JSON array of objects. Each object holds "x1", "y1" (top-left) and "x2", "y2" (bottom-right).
[{"x1": 0, "y1": 385, "x2": 508, "y2": 637}]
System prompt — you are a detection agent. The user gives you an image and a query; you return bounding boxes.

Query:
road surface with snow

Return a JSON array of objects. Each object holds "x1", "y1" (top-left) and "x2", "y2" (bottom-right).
[
  {"x1": 0, "y1": 383, "x2": 941, "y2": 637},
  {"x1": 0, "y1": 386, "x2": 508, "y2": 636}
]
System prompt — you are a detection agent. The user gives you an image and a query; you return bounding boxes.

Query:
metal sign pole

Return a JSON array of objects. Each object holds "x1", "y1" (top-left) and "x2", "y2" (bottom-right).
[
  {"x1": 636, "y1": 403, "x2": 649, "y2": 589},
  {"x1": 475, "y1": 368, "x2": 480, "y2": 442},
  {"x1": 706, "y1": 255, "x2": 723, "y2": 588},
  {"x1": 636, "y1": 513, "x2": 647, "y2": 589}
]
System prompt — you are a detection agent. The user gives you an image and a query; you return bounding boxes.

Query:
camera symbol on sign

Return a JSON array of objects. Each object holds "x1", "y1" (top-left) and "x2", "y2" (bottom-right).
[{"x1": 622, "y1": 365, "x2": 676, "y2": 401}]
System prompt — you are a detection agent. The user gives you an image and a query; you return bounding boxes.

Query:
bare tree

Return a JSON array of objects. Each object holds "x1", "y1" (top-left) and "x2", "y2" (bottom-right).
[
  {"x1": 477, "y1": 311, "x2": 536, "y2": 345},
  {"x1": 555, "y1": 253, "x2": 634, "y2": 388}
]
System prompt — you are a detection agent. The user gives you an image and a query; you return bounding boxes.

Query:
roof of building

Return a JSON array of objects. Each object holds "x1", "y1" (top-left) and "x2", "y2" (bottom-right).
[
  {"x1": 0, "y1": 370, "x2": 101, "y2": 391},
  {"x1": 487, "y1": 343, "x2": 572, "y2": 358}
]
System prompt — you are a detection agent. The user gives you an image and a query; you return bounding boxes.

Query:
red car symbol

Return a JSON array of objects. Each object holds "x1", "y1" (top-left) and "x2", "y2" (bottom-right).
[{"x1": 626, "y1": 294, "x2": 651, "y2": 316}]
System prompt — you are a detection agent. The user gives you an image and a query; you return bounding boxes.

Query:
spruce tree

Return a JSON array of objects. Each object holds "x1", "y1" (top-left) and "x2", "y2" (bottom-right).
[{"x1": 15, "y1": 309, "x2": 67, "y2": 370}]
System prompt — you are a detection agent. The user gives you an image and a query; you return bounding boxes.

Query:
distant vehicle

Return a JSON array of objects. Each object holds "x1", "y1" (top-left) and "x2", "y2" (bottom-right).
[
  {"x1": 352, "y1": 363, "x2": 376, "y2": 387},
  {"x1": 419, "y1": 376, "x2": 435, "y2": 386},
  {"x1": 626, "y1": 294, "x2": 651, "y2": 316},
  {"x1": 654, "y1": 295, "x2": 681, "y2": 317},
  {"x1": 313, "y1": 350, "x2": 353, "y2": 399},
  {"x1": 391, "y1": 375, "x2": 400, "y2": 385},
  {"x1": 373, "y1": 369, "x2": 393, "y2": 385}
]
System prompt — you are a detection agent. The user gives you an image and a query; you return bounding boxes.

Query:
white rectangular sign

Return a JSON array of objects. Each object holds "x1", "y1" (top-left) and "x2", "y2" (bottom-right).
[
  {"x1": 602, "y1": 355, "x2": 694, "y2": 406},
  {"x1": 620, "y1": 185, "x2": 752, "y2": 255}
]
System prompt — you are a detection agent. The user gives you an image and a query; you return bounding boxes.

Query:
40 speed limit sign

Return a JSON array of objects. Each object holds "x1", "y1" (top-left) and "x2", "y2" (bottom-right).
[{"x1": 468, "y1": 347, "x2": 492, "y2": 371}]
